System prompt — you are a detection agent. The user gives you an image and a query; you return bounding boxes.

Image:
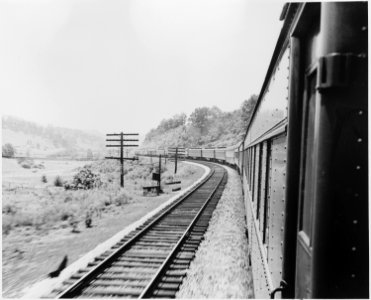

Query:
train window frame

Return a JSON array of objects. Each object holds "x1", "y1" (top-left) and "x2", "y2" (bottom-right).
[
  {"x1": 251, "y1": 147, "x2": 256, "y2": 193},
  {"x1": 262, "y1": 140, "x2": 272, "y2": 245},
  {"x1": 256, "y1": 143, "x2": 263, "y2": 219},
  {"x1": 298, "y1": 65, "x2": 318, "y2": 246},
  {"x1": 249, "y1": 147, "x2": 252, "y2": 191}
]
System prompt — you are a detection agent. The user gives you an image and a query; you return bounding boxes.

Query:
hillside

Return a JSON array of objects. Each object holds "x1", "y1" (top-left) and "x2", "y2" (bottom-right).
[
  {"x1": 143, "y1": 96, "x2": 258, "y2": 149},
  {"x1": 2, "y1": 116, "x2": 105, "y2": 159}
]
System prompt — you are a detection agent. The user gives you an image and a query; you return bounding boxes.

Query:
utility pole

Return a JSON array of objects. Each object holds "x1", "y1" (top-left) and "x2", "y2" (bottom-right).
[
  {"x1": 105, "y1": 132, "x2": 139, "y2": 188},
  {"x1": 175, "y1": 148, "x2": 178, "y2": 174},
  {"x1": 168, "y1": 147, "x2": 185, "y2": 174},
  {"x1": 158, "y1": 155, "x2": 162, "y2": 195}
]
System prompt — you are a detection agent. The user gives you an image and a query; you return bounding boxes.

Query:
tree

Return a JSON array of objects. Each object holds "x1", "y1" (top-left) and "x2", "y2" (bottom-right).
[
  {"x1": 2, "y1": 143, "x2": 16, "y2": 158},
  {"x1": 189, "y1": 107, "x2": 212, "y2": 135},
  {"x1": 241, "y1": 95, "x2": 258, "y2": 125}
]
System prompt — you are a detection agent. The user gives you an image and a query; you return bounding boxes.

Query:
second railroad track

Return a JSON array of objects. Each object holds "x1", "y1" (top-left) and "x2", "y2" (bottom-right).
[{"x1": 47, "y1": 162, "x2": 227, "y2": 299}]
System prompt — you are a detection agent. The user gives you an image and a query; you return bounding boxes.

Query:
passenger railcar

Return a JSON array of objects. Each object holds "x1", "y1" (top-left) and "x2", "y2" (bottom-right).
[{"x1": 186, "y1": 3, "x2": 368, "y2": 298}]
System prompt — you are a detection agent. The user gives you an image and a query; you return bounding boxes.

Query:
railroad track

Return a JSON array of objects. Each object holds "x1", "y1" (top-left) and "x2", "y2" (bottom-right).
[{"x1": 46, "y1": 162, "x2": 227, "y2": 298}]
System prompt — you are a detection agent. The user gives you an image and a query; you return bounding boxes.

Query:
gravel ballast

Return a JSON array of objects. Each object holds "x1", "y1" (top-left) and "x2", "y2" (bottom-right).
[{"x1": 176, "y1": 165, "x2": 253, "y2": 298}]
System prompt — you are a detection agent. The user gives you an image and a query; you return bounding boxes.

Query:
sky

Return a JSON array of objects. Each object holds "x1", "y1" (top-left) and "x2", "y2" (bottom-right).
[{"x1": 0, "y1": 0, "x2": 284, "y2": 138}]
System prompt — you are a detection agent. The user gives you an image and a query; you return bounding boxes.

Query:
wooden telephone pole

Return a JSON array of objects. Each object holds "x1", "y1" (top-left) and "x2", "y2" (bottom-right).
[
  {"x1": 168, "y1": 147, "x2": 185, "y2": 174},
  {"x1": 105, "y1": 132, "x2": 139, "y2": 188}
]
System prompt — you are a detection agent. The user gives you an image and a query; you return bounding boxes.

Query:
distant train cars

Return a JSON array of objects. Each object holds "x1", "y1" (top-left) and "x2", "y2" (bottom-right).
[{"x1": 186, "y1": 3, "x2": 368, "y2": 299}]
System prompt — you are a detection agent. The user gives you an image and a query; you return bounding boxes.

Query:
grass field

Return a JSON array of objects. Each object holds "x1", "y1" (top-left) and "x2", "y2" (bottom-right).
[{"x1": 2, "y1": 157, "x2": 204, "y2": 297}]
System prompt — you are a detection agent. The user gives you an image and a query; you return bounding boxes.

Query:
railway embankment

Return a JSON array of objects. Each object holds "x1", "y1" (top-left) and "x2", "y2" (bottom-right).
[
  {"x1": 176, "y1": 165, "x2": 253, "y2": 298},
  {"x1": 20, "y1": 161, "x2": 209, "y2": 298}
]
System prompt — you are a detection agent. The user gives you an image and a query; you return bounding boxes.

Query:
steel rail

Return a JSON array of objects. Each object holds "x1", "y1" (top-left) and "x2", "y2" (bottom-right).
[
  {"x1": 138, "y1": 167, "x2": 226, "y2": 298},
  {"x1": 55, "y1": 163, "x2": 216, "y2": 298}
]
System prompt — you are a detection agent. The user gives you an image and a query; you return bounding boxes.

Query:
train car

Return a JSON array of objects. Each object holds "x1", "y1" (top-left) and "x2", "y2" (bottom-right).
[
  {"x1": 240, "y1": 3, "x2": 367, "y2": 298},
  {"x1": 186, "y1": 2, "x2": 368, "y2": 298},
  {"x1": 187, "y1": 148, "x2": 202, "y2": 159},
  {"x1": 215, "y1": 148, "x2": 226, "y2": 161},
  {"x1": 202, "y1": 148, "x2": 215, "y2": 160}
]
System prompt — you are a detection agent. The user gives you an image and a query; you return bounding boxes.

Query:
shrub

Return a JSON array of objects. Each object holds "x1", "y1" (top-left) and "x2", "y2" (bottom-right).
[
  {"x1": 65, "y1": 166, "x2": 102, "y2": 190},
  {"x1": 21, "y1": 162, "x2": 32, "y2": 169},
  {"x1": 3, "y1": 204, "x2": 17, "y2": 215},
  {"x1": 113, "y1": 191, "x2": 132, "y2": 206},
  {"x1": 54, "y1": 176, "x2": 64, "y2": 187},
  {"x1": 17, "y1": 157, "x2": 34, "y2": 169},
  {"x1": 41, "y1": 175, "x2": 48, "y2": 183},
  {"x1": 2, "y1": 143, "x2": 16, "y2": 158}
]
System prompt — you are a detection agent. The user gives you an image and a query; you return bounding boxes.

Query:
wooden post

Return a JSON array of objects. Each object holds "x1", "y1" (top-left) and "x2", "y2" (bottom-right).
[
  {"x1": 105, "y1": 132, "x2": 138, "y2": 188},
  {"x1": 120, "y1": 132, "x2": 124, "y2": 188},
  {"x1": 158, "y1": 155, "x2": 162, "y2": 195},
  {"x1": 174, "y1": 147, "x2": 178, "y2": 174}
]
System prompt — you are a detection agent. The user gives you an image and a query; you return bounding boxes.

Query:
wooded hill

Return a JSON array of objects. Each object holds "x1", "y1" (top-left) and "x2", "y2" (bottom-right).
[
  {"x1": 143, "y1": 96, "x2": 258, "y2": 149},
  {"x1": 2, "y1": 115, "x2": 105, "y2": 159}
]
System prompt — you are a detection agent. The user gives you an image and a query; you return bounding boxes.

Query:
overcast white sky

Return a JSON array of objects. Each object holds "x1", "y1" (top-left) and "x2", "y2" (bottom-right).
[{"x1": 1, "y1": 0, "x2": 284, "y2": 137}]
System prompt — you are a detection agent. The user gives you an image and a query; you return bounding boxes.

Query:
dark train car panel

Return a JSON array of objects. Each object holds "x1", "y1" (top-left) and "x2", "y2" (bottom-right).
[{"x1": 294, "y1": 3, "x2": 368, "y2": 298}]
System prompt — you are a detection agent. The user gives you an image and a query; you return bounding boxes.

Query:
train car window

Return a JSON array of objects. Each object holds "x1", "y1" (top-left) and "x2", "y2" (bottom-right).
[
  {"x1": 253, "y1": 145, "x2": 260, "y2": 206},
  {"x1": 249, "y1": 147, "x2": 254, "y2": 191},
  {"x1": 263, "y1": 140, "x2": 272, "y2": 246},
  {"x1": 256, "y1": 143, "x2": 263, "y2": 219},
  {"x1": 248, "y1": 148, "x2": 252, "y2": 187},
  {"x1": 243, "y1": 150, "x2": 249, "y2": 178},
  {"x1": 251, "y1": 147, "x2": 255, "y2": 191},
  {"x1": 252, "y1": 145, "x2": 259, "y2": 202},
  {"x1": 248, "y1": 148, "x2": 250, "y2": 186},
  {"x1": 259, "y1": 142, "x2": 267, "y2": 231},
  {"x1": 299, "y1": 70, "x2": 317, "y2": 242}
]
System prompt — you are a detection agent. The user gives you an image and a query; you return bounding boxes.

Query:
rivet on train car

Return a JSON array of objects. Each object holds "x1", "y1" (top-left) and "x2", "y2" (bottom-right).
[
  {"x1": 361, "y1": 26, "x2": 367, "y2": 31},
  {"x1": 351, "y1": 274, "x2": 356, "y2": 278},
  {"x1": 353, "y1": 220, "x2": 358, "y2": 224},
  {"x1": 357, "y1": 138, "x2": 362, "y2": 143},
  {"x1": 358, "y1": 110, "x2": 363, "y2": 115},
  {"x1": 354, "y1": 193, "x2": 359, "y2": 197},
  {"x1": 356, "y1": 165, "x2": 361, "y2": 170},
  {"x1": 352, "y1": 247, "x2": 356, "y2": 251}
]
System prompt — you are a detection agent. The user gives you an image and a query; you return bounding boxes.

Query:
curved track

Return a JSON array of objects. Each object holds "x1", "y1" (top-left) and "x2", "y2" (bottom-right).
[{"x1": 47, "y1": 162, "x2": 227, "y2": 298}]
